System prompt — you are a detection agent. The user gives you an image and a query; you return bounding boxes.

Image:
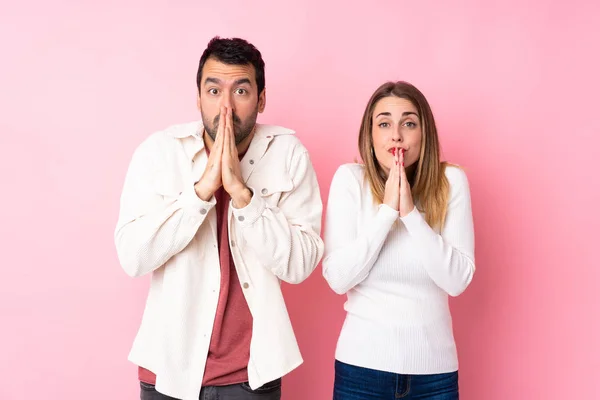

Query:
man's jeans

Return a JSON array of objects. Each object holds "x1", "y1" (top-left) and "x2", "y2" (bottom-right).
[{"x1": 140, "y1": 379, "x2": 281, "y2": 400}]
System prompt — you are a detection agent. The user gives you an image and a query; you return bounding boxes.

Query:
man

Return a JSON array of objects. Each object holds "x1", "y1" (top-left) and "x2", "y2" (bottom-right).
[{"x1": 114, "y1": 37, "x2": 324, "y2": 400}]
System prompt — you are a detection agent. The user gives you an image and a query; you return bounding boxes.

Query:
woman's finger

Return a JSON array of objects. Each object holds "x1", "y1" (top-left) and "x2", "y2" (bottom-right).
[{"x1": 400, "y1": 149, "x2": 408, "y2": 191}]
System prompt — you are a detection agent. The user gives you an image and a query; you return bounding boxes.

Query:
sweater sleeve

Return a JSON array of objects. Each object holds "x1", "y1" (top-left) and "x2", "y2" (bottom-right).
[
  {"x1": 322, "y1": 165, "x2": 399, "y2": 295},
  {"x1": 399, "y1": 166, "x2": 475, "y2": 296}
]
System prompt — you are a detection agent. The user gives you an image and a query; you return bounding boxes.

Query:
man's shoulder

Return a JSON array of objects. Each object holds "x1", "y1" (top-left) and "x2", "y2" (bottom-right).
[
  {"x1": 256, "y1": 124, "x2": 298, "y2": 144},
  {"x1": 149, "y1": 121, "x2": 201, "y2": 141},
  {"x1": 256, "y1": 124, "x2": 296, "y2": 138},
  {"x1": 257, "y1": 124, "x2": 307, "y2": 153},
  {"x1": 135, "y1": 121, "x2": 200, "y2": 153}
]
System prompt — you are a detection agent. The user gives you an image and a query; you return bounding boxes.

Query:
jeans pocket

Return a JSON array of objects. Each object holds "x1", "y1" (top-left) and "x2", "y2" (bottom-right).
[
  {"x1": 240, "y1": 378, "x2": 282, "y2": 394},
  {"x1": 411, "y1": 371, "x2": 459, "y2": 398}
]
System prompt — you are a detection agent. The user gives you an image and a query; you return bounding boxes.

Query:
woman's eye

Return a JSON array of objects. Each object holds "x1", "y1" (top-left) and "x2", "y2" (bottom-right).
[
  {"x1": 404, "y1": 121, "x2": 416, "y2": 128},
  {"x1": 378, "y1": 122, "x2": 390, "y2": 128}
]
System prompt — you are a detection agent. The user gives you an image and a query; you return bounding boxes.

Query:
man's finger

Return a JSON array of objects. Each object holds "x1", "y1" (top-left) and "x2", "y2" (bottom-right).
[
  {"x1": 211, "y1": 107, "x2": 225, "y2": 156},
  {"x1": 221, "y1": 108, "x2": 228, "y2": 149},
  {"x1": 217, "y1": 110, "x2": 225, "y2": 149},
  {"x1": 227, "y1": 108, "x2": 236, "y2": 153},
  {"x1": 216, "y1": 106, "x2": 225, "y2": 136}
]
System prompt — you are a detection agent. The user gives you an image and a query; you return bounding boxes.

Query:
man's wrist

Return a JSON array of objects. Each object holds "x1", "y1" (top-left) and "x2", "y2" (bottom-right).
[
  {"x1": 194, "y1": 181, "x2": 213, "y2": 202},
  {"x1": 231, "y1": 186, "x2": 252, "y2": 209}
]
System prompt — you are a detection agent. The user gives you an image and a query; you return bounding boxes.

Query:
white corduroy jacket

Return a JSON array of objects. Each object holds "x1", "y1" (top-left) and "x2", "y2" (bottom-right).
[{"x1": 115, "y1": 121, "x2": 324, "y2": 400}]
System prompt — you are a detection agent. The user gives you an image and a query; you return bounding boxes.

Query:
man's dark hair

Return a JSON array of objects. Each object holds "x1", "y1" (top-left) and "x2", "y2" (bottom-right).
[{"x1": 196, "y1": 36, "x2": 265, "y2": 96}]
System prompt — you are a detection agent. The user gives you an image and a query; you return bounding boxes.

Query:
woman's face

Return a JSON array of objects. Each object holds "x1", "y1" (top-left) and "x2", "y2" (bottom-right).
[{"x1": 371, "y1": 96, "x2": 422, "y2": 174}]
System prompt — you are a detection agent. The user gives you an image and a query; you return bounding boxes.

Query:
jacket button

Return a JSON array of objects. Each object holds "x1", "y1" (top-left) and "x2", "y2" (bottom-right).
[
  {"x1": 243, "y1": 282, "x2": 249, "y2": 289},
  {"x1": 238, "y1": 216, "x2": 245, "y2": 222},
  {"x1": 261, "y1": 188, "x2": 268, "y2": 195},
  {"x1": 200, "y1": 208, "x2": 207, "y2": 215},
  {"x1": 249, "y1": 159, "x2": 254, "y2": 165}
]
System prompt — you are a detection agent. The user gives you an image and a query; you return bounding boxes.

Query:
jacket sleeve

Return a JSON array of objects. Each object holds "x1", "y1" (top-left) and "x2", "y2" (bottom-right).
[
  {"x1": 114, "y1": 135, "x2": 216, "y2": 277},
  {"x1": 231, "y1": 150, "x2": 324, "y2": 284}
]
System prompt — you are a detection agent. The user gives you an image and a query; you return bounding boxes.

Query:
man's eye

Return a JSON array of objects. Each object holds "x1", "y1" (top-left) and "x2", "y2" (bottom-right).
[
  {"x1": 235, "y1": 88, "x2": 247, "y2": 95},
  {"x1": 208, "y1": 88, "x2": 219, "y2": 95}
]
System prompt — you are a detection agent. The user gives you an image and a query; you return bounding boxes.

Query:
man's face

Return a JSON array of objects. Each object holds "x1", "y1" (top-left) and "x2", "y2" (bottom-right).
[{"x1": 197, "y1": 57, "x2": 266, "y2": 145}]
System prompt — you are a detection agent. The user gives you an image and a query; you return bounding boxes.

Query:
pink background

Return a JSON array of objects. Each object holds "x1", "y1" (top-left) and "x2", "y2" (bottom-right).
[{"x1": 1, "y1": 1, "x2": 598, "y2": 399}]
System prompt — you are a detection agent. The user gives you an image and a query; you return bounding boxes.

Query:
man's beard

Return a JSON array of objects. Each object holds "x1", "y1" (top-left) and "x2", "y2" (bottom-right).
[{"x1": 202, "y1": 107, "x2": 258, "y2": 145}]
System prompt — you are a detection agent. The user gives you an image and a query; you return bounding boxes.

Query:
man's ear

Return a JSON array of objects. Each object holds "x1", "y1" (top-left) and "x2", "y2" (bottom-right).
[{"x1": 258, "y1": 88, "x2": 266, "y2": 113}]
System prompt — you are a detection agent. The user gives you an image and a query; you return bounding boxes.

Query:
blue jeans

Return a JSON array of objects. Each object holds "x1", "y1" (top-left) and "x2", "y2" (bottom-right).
[{"x1": 333, "y1": 360, "x2": 458, "y2": 400}]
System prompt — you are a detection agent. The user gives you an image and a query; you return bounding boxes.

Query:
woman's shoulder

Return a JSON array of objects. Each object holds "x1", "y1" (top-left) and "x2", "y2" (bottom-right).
[
  {"x1": 328, "y1": 163, "x2": 374, "y2": 208},
  {"x1": 332, "y1": 163, "x2": 366, "y2": 183},
  {"x1": 444, "y1": 163, "x2": 471, "y2": 194}
]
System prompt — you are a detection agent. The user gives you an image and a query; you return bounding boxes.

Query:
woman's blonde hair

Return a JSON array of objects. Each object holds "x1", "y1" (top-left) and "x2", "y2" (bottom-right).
[{"x1": 358, "y1": 81, "x2": 450, "y2": 230}]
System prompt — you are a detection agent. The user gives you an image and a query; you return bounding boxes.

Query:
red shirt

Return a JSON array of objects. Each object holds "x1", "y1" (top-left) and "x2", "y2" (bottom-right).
[{"x1": 139, "y1": 150, "x2": 253, "y2": 386}]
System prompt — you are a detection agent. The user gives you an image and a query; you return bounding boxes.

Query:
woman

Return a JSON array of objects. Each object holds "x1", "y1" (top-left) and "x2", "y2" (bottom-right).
[{"x1": 322, "y1": 81, "x2": 475, "y2": 399}]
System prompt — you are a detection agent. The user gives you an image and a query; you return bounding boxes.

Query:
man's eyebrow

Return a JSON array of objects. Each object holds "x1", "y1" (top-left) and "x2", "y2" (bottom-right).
[
  {"x1": 204, "y1": 77, "x2": 221, "y2": 85},
  {"x1": 234, "y1": 78, "x2": 251, "y2": 86}
]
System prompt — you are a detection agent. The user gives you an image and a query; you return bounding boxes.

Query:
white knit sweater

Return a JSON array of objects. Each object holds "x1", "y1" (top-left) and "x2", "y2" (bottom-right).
[{"x1": 322, "y1": 163, "x2": 475, "y2": 374}]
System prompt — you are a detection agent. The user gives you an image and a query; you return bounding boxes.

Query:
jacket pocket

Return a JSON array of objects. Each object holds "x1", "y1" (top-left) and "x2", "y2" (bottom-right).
[{"x1": 248, "y1": 172, "x2": 294, "y2": 207}]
